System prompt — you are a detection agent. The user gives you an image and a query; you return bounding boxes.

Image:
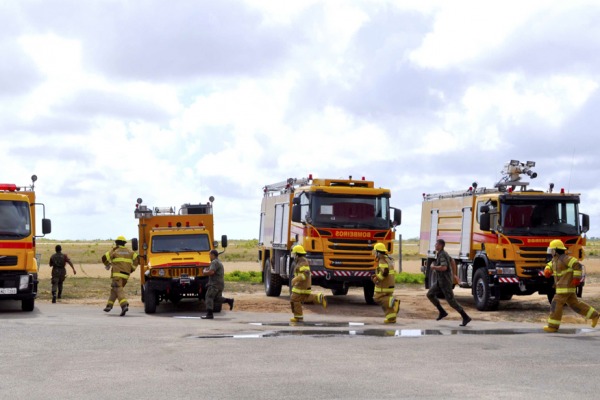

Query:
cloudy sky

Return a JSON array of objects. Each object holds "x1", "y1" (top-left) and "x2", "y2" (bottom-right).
[{"x1": 3, "y1": 0, "x2": 600, "y2": 242}]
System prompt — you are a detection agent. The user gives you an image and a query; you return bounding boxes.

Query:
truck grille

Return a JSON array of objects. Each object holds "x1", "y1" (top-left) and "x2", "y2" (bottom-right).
[
  {"x1": 0, "y1": 256, "x2": 18, "y2": 267},
  {"x1": 169, "y1": 267, "x2": 200, "y2": 278}
]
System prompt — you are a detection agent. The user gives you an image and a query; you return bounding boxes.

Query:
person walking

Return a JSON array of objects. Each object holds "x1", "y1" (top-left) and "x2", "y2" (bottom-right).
[
  {"x1": 201, "y1": 249, "x2": 234, "y2": 319},
  {"x1": 427, "y1": 239, "x2": 471, "y2": 326},
  {"x1": 371, "y1": 243, "x2": 400, "y2": 324},
  {"x1": 48, "y1": 244, "x2": 76, "y2": 303},
  {"x1": 289, "y1": 245, "x2": 327, "y2": 323},
  {"x1": 543, "y1": 239, "x2": 599, "y2": 332},
  {"x1": 101, "y1": 236, "x2": 139, "y2": 316}
]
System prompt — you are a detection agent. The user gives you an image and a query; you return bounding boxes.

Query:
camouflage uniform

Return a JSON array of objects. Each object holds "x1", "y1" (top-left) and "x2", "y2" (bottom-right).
[
  {"x1": 102, "y1": 246, "x2": 138, "y2": 314},
  {"x1": 427, "y1": 249, "x2": 469, "y2": 321},
  {"x1": 373, "y1": 255, "x2": 400, "y2": 323},
  {"x1": 49, "y1": 251, "x2": 74, "y2": 301},
  {"x1": 545, "y1": 254, "x2": 599, "y2": 331},
  {"x1": 290, "y1": 255, "x2": 325, "y2": 322},
  {"x1": 204, "y1": 257, "x2": 231, "y2": 311}
]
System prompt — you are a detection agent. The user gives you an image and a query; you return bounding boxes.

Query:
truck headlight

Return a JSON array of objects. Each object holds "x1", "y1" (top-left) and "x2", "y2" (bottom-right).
[
  {"x1": 19, "y1": 275, "x2": 30, "y2": 290},
  {"x1": 158, "y1": 269, "x2": 165, "y2": 277},
  {"x1": 496, "y1": 267, "x2": 515, "y2": 275}
]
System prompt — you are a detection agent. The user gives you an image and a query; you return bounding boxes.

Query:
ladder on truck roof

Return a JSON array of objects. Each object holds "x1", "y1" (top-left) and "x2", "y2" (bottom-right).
[
  {"x1": 423, "y1": 187, "x2": 499, "y2": 201},
  {"x1": 263, "y1": 177, "x2": 310, "y2": 195}
]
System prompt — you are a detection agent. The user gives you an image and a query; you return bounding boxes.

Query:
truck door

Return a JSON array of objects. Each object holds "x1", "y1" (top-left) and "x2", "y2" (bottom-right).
[
  {"x1": 273, "y1": 202, "x2": 290, "y2": 247},
  {"x1": 460, "y1": 207, "x2": 472, "y2": 258},
  {"x1": 427, "y1": 209, "x2": 439, "y2": 257}
]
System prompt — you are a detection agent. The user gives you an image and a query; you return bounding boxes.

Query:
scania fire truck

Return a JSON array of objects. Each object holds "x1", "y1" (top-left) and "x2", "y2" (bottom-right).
[
  {"x1": 259, "y1": 175, "x2": 401, "y2": 304},
  {"x1": 0, "y1": 175, "x2": 51, "y2": 311},
  {"x1": 133, "y1": 197, "x2": 227, "y2": 314},
  {"x1": 420, "y1": 160, "x2": 590, "y2": 311}
]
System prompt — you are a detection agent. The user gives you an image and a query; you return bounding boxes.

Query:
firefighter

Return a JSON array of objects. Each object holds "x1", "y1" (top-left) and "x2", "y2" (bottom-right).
[
  {"x1": 101, "y1": 236, "x2": 139, "y2": 316},
  {"x1": 543, "y1": 239, "x2": 599, "y2": 332},
  {"x1": 48, "y1": 244, "x2": 76, "y2": 303},
  {"x1": 426, "y1": 239, "x2": 471, "y2": 326},
  {"x1": 371, "y1": 243, "x2": 400, "y2": 324},
  {"x1": 201, "y1": 249, "x2": 234, "y2": 319},
  {"x1": 289, "y1": 245, "x2": 327, "y2": 323}
]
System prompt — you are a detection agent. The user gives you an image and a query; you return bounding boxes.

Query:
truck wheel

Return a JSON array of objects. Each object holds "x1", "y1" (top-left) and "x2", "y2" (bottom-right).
[
  {"x1": 499, "y1": 292, "x2": 513, "y2": 301},
  {"x1": 331, "y1": 288, "x2": 348, "y2": 296},
  {"x1": 141, "y1": 285, "x2": 145, "y2": 303},
  {"x1": 264, "y1": 259, "x2": 282, "y2": 297},
  {"x1": 547, "y1": 287, "x2": 556, "y2": 304},
  {"x1": 21, "y1": 298, "x2": 35, "y2": 312},
  {"x1": 363, "y1": 281, "x2": 376, "y2": 305},
  {"x1": 144, "y1": 287, "x2": 157, "y2": 314},
  {"x1": 473, "y1": 268, "x2": 499, "y2": 311},
  {"x1": 576, "y1": 284, "x2": 583, "y2": 298}
]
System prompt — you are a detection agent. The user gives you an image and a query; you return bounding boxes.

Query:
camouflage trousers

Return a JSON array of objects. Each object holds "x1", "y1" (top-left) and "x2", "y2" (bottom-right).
[
  {"x1": 547, "y1": 293, "x2": 599, "y2": 330},
  {"x1": 51, "y1": 267, "x2": 66, "y2": 294},
  {"x1": 426, "y1": 280, "x2": 464, "y2": 313},
  {"x1": 107, "y1": 278, "x2": 129, "y2": 309},
  {"x1": 205, "y1": 286, "x2": 227, "y2": 310},
  {"x1": 290, "y1": 292, "x2": 321, "y2": 319}
]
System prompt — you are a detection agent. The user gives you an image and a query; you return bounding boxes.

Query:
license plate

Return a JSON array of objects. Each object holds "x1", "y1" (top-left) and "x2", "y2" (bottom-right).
[{"x1": 0, "y1": 288, "x2": 17, "y2": 294}]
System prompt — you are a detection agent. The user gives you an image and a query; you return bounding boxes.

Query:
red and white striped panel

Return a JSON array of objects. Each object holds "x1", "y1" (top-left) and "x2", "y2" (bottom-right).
[
  {"x1": 538, "y1": 270, "x2": 545, "y2": 276},
  {"x1": 312, "y1": 271, "x2": 327, "y2": 277},
  {"x1": 311, "y1": 271, "x2": 373, "y2": 277},
  {"x1": 498, "y1": 277, "x2": 519, "y2": 283}
]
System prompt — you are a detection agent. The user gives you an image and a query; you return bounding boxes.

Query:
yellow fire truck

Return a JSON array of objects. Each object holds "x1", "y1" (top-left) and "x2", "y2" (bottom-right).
[
  {"x1": 420, "y1": 160, "x2": 590, "y2": 311},
  {"x1": 259, "y1": 175, "x2": 401, "y2": 304},
  {"x1": 0, "y1": 175, "x2": 51, "y2": 311},
  {"x1": 133, "y1": 197, "x2": 227, "y2": 314}
]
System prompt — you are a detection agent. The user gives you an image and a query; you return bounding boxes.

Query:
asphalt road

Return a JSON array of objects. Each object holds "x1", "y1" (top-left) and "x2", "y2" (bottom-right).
[{"x1": 1, "y1": 301, "x2": 599, "y2": 400}]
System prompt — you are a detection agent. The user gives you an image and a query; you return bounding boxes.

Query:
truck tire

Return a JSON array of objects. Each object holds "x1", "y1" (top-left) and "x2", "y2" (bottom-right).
[
  {"x1": 22, "y1": 298, "x2": 35, "y2": 312},
  {"x1": 576, "y1": 284, "x2": 583, "y2": 298},
  {"x1": 141, "y1": 285, "x2": 145, "y2": 303},
  {"x1": 264, "y1": 259, "x2": 282, "y2": 297},
  {"x1": 499, "y1": 291, "x2": 513, "y2": 301},
  {"x1": 363, "y1": 281, "x2": 376, "y2": 305},
  {"x1": 331, "y1": 288, "x2": 348, "y2": 296},
  {"x1": 144, "y1": 287, "x2": 157, "y2": 314},
  {"x1": 473, "y1": 268, "x2": 499, "y2": 311}
]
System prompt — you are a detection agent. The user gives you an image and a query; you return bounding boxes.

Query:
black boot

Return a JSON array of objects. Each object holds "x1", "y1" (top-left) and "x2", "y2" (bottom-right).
[
  {"x1": 57, "y1": 290, "x2": 62, "y2": 300},
  {"x1": 435, "y1": 304, "x2": 448, "y2": 321},
  {"x1": 52, "y1": 292, "x2": 57, "y2": 304},
  {"x1": 459, "y1": 310, "x2": 471, "y2": 326},
  {"x1": 120, "y1": 305, "x2": 129, "y2": 316},
  {"x1": 201, "y1": 309, "x2": 214, "y2": 319},
  {"x1": 227, "y1": 298, "x2": 234, "y2": 311}
]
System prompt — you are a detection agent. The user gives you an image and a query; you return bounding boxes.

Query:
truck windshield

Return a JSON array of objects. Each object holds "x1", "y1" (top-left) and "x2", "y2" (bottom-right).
[
  {"x1": 309, "y1": 193, "x2": 390, "y2": 229},
  {"x1": 0, "y1": 200, "x2": 31, "y2": 239},
  {"x1": 151, "y1": 234, "x2": 211, "y2": 253},
  {"x1": 500, "y1": 200, "x2": 579, "y2": 236}
]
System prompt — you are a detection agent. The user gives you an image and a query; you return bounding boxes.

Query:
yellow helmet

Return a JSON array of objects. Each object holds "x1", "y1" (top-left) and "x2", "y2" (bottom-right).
[
  {"x1": 548, "y1": 239, "x2": 566, "y2": 250},
  {"x1": 373, "y1": 243, "x2": 387, "y2": 253},
  {"x1": 116, "y1": 235, "x2": 127, "y2": 242},
  {"x1": 291, "y1": 245, "x2": 306, "y2": 255}
]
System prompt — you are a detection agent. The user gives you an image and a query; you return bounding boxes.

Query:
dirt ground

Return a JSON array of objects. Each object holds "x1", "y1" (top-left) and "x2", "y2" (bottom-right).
[{"x1": 39, "y1": 259, "x2": 600, "y2": 325}]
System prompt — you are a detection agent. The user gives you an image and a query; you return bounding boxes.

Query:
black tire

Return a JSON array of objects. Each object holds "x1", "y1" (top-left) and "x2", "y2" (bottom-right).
[
  {"x1": 144, "y1": 287, "x2": 157, "y2": 314},
  {"x1": 363, "y1": 281, "x2": 376, "y2": 305},
  {"x1": 576, "y1": 284, "x2": 583, "y2": 298},
  {"x1": 473, "y1": 268, "x2": 499, "y2": 311},
  {"x1": 264, "y1": 259, "x2": 282, "y2": 297},
  {"x1": 141, "y1": 285, "x2": 145, "y2": 303},
  {"x1": 547, "y1": 287, "x2": 556, "y2": 304},
  {"x1": 331, "y1": 287, "x2": 349, "y2": 296},
  {"x1": 21, "y1": 298, "x2": 34, "y2": 312}
]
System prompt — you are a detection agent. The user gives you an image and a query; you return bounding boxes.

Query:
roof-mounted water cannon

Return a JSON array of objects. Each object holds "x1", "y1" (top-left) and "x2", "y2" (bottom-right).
[
  {"x1": 548, "y1": 183, "x2": 554, "y2": 193},
  {"x1": 495, "y1": 160, "x2": 538, "y2": 192}
]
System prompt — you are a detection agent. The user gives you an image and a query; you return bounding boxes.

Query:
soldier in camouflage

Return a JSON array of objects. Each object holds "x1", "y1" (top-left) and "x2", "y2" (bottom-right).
[
  {"x1": 201, "y1": 249, "x2": 234, "y2": 319},
  {"x1": 49, "y1": 244, "x2": 76, "y2": 303}
]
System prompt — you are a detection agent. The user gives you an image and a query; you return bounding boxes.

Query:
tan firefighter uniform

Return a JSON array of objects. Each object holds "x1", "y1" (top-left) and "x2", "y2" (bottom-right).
[
  {"x1": 102, "y1": 244, "x2": 139, "y2": 315},
  {"x1": 373, "y1": 254, "x2": 400, "y2": 324},
  {"x1": 289, "y1": 247, "x2": 326, "y2": 323},
  {"x1": 544, "y1": 253, "x2": 599, "y2": 332}
]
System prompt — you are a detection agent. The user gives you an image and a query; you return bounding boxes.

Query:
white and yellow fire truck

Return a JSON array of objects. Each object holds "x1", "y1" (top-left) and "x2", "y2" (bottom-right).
[
  {"x1": 133, "y1": 197, "x2": 227, "y2": 313},
  {"x1": 0, "y1": 175, "x2": 51, "y2": 311},
  {"x1": 259, "y1": 175, "x2": 401, "y2": 304},
  {"x1": 420, "y1": 160, "x2": 590, "y2": 311}
]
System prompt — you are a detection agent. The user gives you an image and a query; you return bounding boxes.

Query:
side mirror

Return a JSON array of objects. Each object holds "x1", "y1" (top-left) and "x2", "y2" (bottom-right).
[
  {"x1": 292, "y1": 205, "x2": 301, "y2": 223},
  {"x1": 480, "y1": 205, "x2": 490, "y2": 213},
  {"x1": 480, "y1": 213, "x2": 491, "y2": 231},
  {"x1": 292, "y1": 197, "x2": 301, "y2": 205},
  {"x1": 221, "y1": 235, "x2": 228, "y2": 248},
  {"x1": 131, "y1": 238, "x2": 139, "y2": 251},
  {"x1": 41, "y1": 218, "x2": 51, "y2": 235},
  {"x1": 392, "y1": 208, "x2": 401, "y2": 226},
  {"x1": 581, "y1": 213, "x2": 590, "y2": 233}
]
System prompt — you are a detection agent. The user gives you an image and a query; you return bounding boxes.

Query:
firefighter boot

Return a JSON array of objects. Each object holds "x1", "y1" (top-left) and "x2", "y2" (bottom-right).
[
  {"x1": 591, "y1": 315, "x2": 598, "y2": 328},
  {"x1": 543, "y1": 325, "x2": 558, "y2": 333},
  {"x1": 290, "y1": 317, "x2": 303, "y2": 323},
  {"x1": 435, "y1": 304, "x2": 448, "y2": 321},
  {"x1": 52, "y1": 292, "x2": 57, "y2": 304},
  {"x1": 393, "y1": 298, "x2": 400, "y2": 315},
  {"x1": 459, "y1": 310, "x2": 472, "y2": 327},
  {"x1": 120, "y1": 305, "x2": 129, "y2": 316},
  {"x1": 201, "y1": 309, "x2": 214, "y2": 319},
  {"x1": 226, "y1": 298, "x2": 234, "y2": 311},
  {"x1": 103, "y1": 305, "x2": 112, "y2": 312},
  {"x1": 318, "y1": 293, "x2": 327, "y2": 310}
]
